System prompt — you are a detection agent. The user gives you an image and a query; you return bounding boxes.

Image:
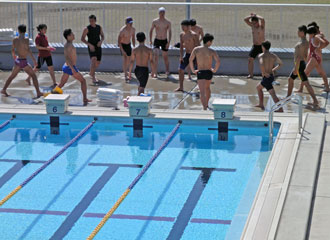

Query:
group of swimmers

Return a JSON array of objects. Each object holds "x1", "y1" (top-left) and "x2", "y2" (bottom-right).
[{"x1": 1, "y1": 8, "x2": 329, "y2": 110}]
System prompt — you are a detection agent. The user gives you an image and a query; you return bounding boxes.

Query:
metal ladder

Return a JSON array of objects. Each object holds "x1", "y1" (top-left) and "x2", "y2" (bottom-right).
[{"x1": 269, "y1": 94, "x2": 303, "y2": 141}]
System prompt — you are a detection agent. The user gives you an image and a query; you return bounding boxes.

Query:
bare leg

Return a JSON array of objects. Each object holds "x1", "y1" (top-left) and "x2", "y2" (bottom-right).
[
  {"x1": 268, "y1": 88, "x2": 283, "y2": 112},
  {"x1": 205, "y1": 80, "x2": 212, "y2": 108},
  {"x1": 151, "y1": 49, "x2": 159, "y2": 78},
  {"x1": 315, "y1": 64, "x2": 330, "y2": 92},
  {"x1": 58, "y1": 73, "x2": 70, "y2": 88},
  {"x1": 255, "y1": 83, "x2": 265, "y2": 110},
  {"x1": 48, "y1": 66, "x2": 57, "y2": 85},
  {"x1": 296, "y1": 82, "x2": 304, "y2": 93},
  {"x1": 287, "y1": 77, "x2": 294, "y2": 97},
  {"x1": 175, "y1": 69, "x2": 184, "y2": 92},
  {"x1": 163, "y1": 51, "x2": 170, "y2": 75},
  {"x1": 187, "y1": 67, "x2": 192, "y2": 80},
  {"x1": 73, "y1": 72, "x2": 91, "y2": 104},
  {"x1": 197, "y1": 79, "x2": 207, "y2": 110},
  {"x1": 248, "y1": 57, "x2": 254, "y2": 78},
  {"x1": 138, "y1": 87, "x2": 144, "y2": 96},
  {"x1": 25, "y1": 67, "x2": 38, "y2": 86},
  {"x1": 24, "y1": 65, "x2": 43, "y2": 97},
  {"x1": 89, "y1": 57, "x2": 98, "y2": 83},
  {"x1": 1, "y1": 65, "x2": 21, "y2": 96},
  {"x1": 303, "y1": 81, "x2": 319, "y2": 106},
  {"x1": 126, "y1": 56, "x2": 131, "y2": 80}
]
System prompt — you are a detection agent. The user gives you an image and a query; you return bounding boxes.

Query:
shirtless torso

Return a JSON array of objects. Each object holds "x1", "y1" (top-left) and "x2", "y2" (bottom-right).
[
  {"x1": 259, "y1": 51, "x2": 281, "y2": 76},
  {"x1": 294, "y1": 37, "x2": 309, "y2": 62},
  {"x1": 191, "y1": 25, "x2": 204, "y2": 43},
  {"x1": 151, "y1": 18, "x2": 171, "y2": 40},
  {"x1": 192, "y1": 46, "x2": 219, "y2": 71},
  {"x1": 252, "y1": 25, "x2": 265, "y2": 45},
  {"x1": 13, "y1": 37, "x2": 31, "y2": 59},
  {"x1": 180, "y1": 30, "x2": 199, "y2": 54},
  {"x1": 64, "y1": 42, "x2": 77, "y2": 67},
  {"x1": 118, "y1": 26, "x2": 135, "y2": 45},
  {"x1": 133, "y1": 45, "x2": 152, "y2": 67}
]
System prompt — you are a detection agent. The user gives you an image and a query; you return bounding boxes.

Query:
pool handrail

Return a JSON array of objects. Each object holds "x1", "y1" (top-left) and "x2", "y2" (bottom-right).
[
  {"x1": 269, "y1": 94, "x2": 302, "y2": 141},
  {"x1": 87, "y1": 120, "x2": 182, "y2": 240},
  {"x1": 0, "y1": 119, "x2": 96, "y2": 207}
]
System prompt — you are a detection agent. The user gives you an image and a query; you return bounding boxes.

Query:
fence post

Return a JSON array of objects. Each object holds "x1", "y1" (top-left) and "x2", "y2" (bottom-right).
[
  {"x1": 18, "y1": 3, "x2": 21, "y2": 25},
  {"x1": 279, "y1": 6, "x2": 283, "y2": 48},
  {"x1": 327, "y1": 6, "x2": 329, "y2": 38},
  {"x1": 27, "y1": 2, "x2": 34, "y2": 39},
  {"x1": 234, "y1": 9, "x2": 238, "y2": 47},
  {"x1": 103, "y1": 5, "x2": 105, "y2": 33},
  {"x1": 59, "y1": 3, "x2": 63, "y2": 44},
  {"x1": 186, "y1": 0, "x2": 191, "y2": 20}
]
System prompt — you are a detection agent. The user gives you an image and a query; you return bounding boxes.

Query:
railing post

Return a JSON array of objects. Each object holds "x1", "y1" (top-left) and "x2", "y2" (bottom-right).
[
  {"x1": 186, "y1": 0, "x2": 191, "y2": 20},
  {"x1": 327, "y1": 6, "x2": 329, "y2": 38},
  {"x1": 298, "y1": 95, "x2": 302, "y2": 134},
  {"x1": 59, "y1": 3, "x2": 63, "y2": 44},
  {"x1": 103, "y1": 5, "x2": 106, "y2": 33},
  {"x1": 17, "y1": 3, "x2": 21, "y2": 25},
  {"x1": 279, "y1": 5, "x2": 283, "y2": 48},
  {"x1": 27, "y1": 2, "x2": 34, "y2": 40},
  {"x1": 234, "y1": 9, "x2": 238, "y2": 47}
]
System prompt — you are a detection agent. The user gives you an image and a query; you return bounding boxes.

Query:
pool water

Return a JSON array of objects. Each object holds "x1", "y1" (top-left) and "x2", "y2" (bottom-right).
[{"x1": 0, "y1": 115, "x2": 279, "y2": 240}]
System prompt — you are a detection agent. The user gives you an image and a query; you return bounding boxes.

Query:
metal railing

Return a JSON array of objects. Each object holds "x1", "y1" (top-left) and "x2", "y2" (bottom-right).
[
  {"x1": 0, "y1": 1, "x2": 329, "y2": 47},
  {"x1": 269, "y1": 94, "x2": 303, "y2": 142}
]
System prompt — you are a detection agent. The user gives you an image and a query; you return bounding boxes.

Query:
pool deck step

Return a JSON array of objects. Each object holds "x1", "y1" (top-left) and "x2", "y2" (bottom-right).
[
  {"x1": 309, "y1": 119, "x2": 330, "y2": 240},
  {"x1": 275, "y1": 113, "x2": 326, "y2": 240}
]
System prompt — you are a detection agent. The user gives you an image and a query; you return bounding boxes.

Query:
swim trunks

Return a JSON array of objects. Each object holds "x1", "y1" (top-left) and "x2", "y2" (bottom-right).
[
  {"x1": 36, "y1": 56, "x2": 53, "y2": 69},
  {"x1": 121, "y1": 43, "x2": 132, "y2": 57},
  {"x1": 309, "y1": 38, "x2": 321, "y2": 64},
  {"x1": 261, "y1": 74, "x2": 275, "y2": 91},
  {"x1": 197, "y1": 70, "x2": 213, "y2": 80},
  {"x1": 88, "y1": 46, "x2": 102, "y2": 61},
  {"x1": 62, "y1": 64, "x2": 79, "y2": 76},
  {"x1": 249, "y1": 45, "x2": 263, "y2": 58},
  {"x1": 153, "y1": 38, "x2": 168, "y2": 51},
  {"x1": 290, "y1": 61, "x2": 308, "y2": 82},
  {"x1": 15, "y1": 58, "x2": 29, "y2": 69},
  {"x1": 135, "y1": 66, "x2": 149, "y2": 88}
]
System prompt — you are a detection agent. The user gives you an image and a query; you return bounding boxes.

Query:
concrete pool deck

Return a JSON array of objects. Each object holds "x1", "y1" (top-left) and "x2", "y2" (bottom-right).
[{"x1": 0, "y1": 70, "x2": 329, "y2": 240}]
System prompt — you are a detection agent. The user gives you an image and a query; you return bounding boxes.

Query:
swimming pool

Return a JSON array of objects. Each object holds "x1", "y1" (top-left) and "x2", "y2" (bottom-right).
[{"x1": 0, "y1": 114, "x2": 279, "y2": 240}]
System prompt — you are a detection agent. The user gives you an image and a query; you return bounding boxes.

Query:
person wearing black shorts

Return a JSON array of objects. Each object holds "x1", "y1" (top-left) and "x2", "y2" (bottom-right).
[
  {"x1": 118, "y1": 17, "x2": 136, "y2": 81},
  {"x1": 287, "y1": 25, "x2": 319, "y2": 108},
  {"x1": 149, "y1": 7, "x2": 172, "y2": 77},
  {"x1": 189, "y1": 33, "x2": 220, "y2": 110},
  {"x1": 256, "y1": 41, "x2": 283, "y2": 111},
  {"x1": 129, "y1": 32, "x2": 153, "y2": 95},
  {"x1": 81, "y1": 15, "x2": 104, "y2": 83},
  {"x1": 244, "y1": 13, "x2": 265, "y2": 78},
  {"x1": 25, "y1": 23, "x2": 57, "y2": 87}
]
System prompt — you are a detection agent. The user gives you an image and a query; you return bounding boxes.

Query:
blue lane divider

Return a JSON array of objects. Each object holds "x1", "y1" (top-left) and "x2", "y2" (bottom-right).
[
  {"x1": 0, "y1": 120, "x2": 96, "y2": 207},
  {"x1": 0, "y1": 116, "x2": 15, "y2": 130}
]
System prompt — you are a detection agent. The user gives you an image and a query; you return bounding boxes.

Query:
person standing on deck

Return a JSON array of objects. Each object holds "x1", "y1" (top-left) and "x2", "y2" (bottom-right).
[
  {"x1": 244, "y1": 13, "x2": 265, "y2": 79},
  {"x1": 149, "y1": 7, "x2": 172, "y2": 78},
  {"x1": 81, "y1": 15, "x2": 105, "y2": 84}
]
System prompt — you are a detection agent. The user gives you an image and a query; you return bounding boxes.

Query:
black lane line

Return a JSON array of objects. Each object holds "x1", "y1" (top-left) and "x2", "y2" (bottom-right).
[
  {"x1": 0, "y1": 161, "x2": 30, "y2": 188},
  {"x1": 88, "y1": 163, "x2": 143, "y2": 168},
  {"x1": 0, "y1": 159, "x2": 46, "y2": 164},
  {"x1": 166, "y1": 168, "x2": 214, "y2": 240},
  {"x1": 50, "y1": 162, "x2": 143, "y2": 239},
  {"x1": 180, "y1": 166, "x2": 236, "y2": 172}
]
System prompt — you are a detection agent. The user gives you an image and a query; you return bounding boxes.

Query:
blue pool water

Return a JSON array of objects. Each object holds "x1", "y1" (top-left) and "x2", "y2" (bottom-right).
[{"x1": 0, "y1": 115, "x2": 279, "y2": 240}]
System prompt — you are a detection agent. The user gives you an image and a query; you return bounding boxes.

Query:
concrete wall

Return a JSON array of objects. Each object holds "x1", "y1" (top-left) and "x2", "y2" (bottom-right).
[{"x1": 0, "y1": 44, "x2": 329, "y2": 77}]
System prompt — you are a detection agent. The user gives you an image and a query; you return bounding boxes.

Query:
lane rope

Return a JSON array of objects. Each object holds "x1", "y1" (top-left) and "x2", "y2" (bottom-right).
[
  {"x1": 0, "y1": 120, "x2": 96, "y2": 207},
  {"x1": 0, "y1": 115, "x2": 15, "y2": 130},
  {"x1": 87, "y1": 120, "x2": 182, "y2": 240}
]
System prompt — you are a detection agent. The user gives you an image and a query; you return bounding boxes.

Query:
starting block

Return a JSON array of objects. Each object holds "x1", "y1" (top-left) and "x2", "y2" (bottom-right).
[
  {"x1": 44, "y1": 94, "x2": 70, "y2": 114},
  {"x1": 127, "y1": 96, "x2": 152, "y2": 117},
  {"x1": 212, "y1": 98, "x2": 236, "y2": 120}
]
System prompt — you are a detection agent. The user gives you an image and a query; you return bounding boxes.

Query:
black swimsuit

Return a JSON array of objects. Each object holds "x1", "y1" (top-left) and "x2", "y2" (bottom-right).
[
  {"x1": 197, "y1": 70, "x2": 213, "y2": 80},
  {"x1": 87, "y1": 24, "x2": 102, "y2": 61}
]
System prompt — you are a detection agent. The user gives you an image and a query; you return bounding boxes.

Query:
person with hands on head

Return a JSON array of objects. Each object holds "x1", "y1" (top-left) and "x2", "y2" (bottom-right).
[
  {"x1": 1, "y1": 24, "x2": 43, "y2": 98},
  {"x1": 244, "y1": 13, "x2": 265, "y2": 79}
]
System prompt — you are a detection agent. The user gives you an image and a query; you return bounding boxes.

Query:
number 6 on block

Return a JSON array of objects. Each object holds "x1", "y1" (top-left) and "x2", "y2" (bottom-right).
[{"x1": 53, "y1": 106, "x2": 57, "y2": 113}]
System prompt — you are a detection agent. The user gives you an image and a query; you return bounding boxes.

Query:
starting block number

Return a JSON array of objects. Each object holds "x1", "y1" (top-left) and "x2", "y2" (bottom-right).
[{"x1": 220, "y1": 112, "x2": 226, "y2": 118}]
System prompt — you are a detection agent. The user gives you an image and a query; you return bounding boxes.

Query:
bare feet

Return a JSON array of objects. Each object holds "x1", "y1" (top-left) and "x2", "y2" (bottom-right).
[
  {"x1": 295, "y1": 89, "x2": 303, "y2": 93},
  {"x1": 174, "y1": 87, "x2": 184, "y2": 92},
  {"x1": 247, "y1": 75, "x2": 254, "y2": 79},
  {"x1": 166, "y1": 71, "x2": 170, "y2": 77},
  {"x1": 275, "y1": 108, "x2": 284, "y2": 112},
  {"x1": 1, "y1": 89, "x2": 10, "y2": 97},
  {"x1": 323, "y1": 88, "x2": 330, "y2": 92},
  {"x1": 151, "y1": 73, "x2": 157, "y2": 78},
  {"x1": 83, "y1": 99, "x2": 92, "y2": 106},
  {"x1": 254, "y1": 104, "x2": 265, "y2": 110},
  {"x1": 308, "y1": 102, "x2": 321, "y2": 110}
]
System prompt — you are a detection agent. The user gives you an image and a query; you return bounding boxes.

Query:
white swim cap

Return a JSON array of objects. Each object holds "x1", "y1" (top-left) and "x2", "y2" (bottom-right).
[{"x1": 158, "y1": 7, "x2": 166, "y2": 13}]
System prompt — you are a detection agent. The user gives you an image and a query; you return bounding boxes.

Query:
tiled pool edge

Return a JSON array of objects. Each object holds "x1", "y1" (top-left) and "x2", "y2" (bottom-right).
[{"x1": 0, "y1": 104, "x2": 302, "y2": 239}]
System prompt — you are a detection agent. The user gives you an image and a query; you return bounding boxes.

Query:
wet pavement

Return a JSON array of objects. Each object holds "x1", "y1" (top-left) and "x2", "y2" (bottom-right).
[{"x1": 0, "y1": 70, "x2": 328, "y2": 113}]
